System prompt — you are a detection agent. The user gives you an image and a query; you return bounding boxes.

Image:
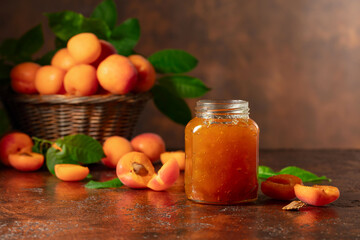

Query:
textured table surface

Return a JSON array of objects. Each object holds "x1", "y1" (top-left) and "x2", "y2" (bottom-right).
[{"x1": 0, "y1": 150, "x2": 359, "y2": 240}]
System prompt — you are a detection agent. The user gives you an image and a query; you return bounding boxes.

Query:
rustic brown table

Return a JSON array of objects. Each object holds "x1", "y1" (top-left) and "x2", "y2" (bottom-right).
[{"x1": 0, "y1": 150, "x2": 359, "y2": 239}]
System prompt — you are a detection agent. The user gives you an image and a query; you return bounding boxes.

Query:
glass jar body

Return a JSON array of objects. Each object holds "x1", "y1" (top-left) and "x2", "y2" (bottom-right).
[{"x1": 184, "y1": 101, "x2": 259, "y2": 205}]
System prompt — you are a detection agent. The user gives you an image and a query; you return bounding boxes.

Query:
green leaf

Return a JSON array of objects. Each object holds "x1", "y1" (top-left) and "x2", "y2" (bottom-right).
[
  {"x1": 56, "y1": 134, "x2": 104, "y2": 165},
  {"x1": 16, "y1": 24, "x2": 44, "y2": 60},
  {"x1": 151, "y1": 84, "x2": 192, "y2": 125},
  {"x1": 46, "y1": 11, "x2": 111, "y2": 41},
  {"x1": 148, "y1": 49, "x2": 198, "y2": 74},
  {"x1": 258, "y1": 165, "x2": 331, "y2": 183},
  {"x1": 91, "y1": 0, "x2": 117, "y2": 30},
  {"x1": 85, "y1": 178, "x2": 123, "y2": 189},
  {"x1": 258, "y1": 165, "x2": 276, "y2": 179},
  {"x1": 158, "y1": 75, "x2": 210, "y2": 98},
  {"x1": 36, "y1": 50, "x2": 57, "y2": 65},
  {"x1": 278, "y1": 166, "x2": 331, "y2": 182},
  {"x1": 46, "y1": 145, "x2": 77, "y2": 175},
  {"x1": 0, "y1": 38, "x2": 17, "y2": 60},
  {"x1": 109, "y1": 18, "x2": 140, "y2": 55}
]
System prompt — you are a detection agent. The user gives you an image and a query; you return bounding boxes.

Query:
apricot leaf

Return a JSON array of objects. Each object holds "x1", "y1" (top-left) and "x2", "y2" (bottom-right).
[
  {"x1": 148, "y1": 49, "x2": 198, "y2": 74},
  {"x1": 85, "y1": 178, "x2": 123, "y2": 189},
  {"x1": 109, "y1": 18, "x2": 140, "y2": 56},
  {"x1": 151, "y1": 84, "x2": 192, "y2": 125},
  {"x1": 91, "y1": 0, "x2": 117, "y2": 30},
  {"x1": 36, "y1": 50, "x2": 57, "y2": 65},
  {"x1": 16, "y1": 24, "x2": 44, "y2": 60},
  {"x1": 56, "y1": 134, "x2": 104, "y2": 165},
  {"x1": 46, "y1": 11, "x2": 111, "y2": 41},
  {"x1": 158, "y1": 75, "x2": 210, "y2": 98},
  {"x1": 258, "y1": 165, "x2": 331, "y2": 182}
]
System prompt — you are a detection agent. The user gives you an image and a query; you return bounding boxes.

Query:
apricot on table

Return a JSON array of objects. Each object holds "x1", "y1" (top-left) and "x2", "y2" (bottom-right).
[
  {"x1": 10, "y1": 62, "x2": 41, "y2": 94},
  {"x1": 35, "y1": 65, "x2": 66, "y2": 95},
  {"x1": 294, "y1": 184, "x2": 340, "y2": 206},
  {"x1": 147, "y1": 158, "x2": 180, "y2": 191},
  {"x1": 101, "y1": 136, "x2": 133, "y2": 168},
  {"x1": 128, "y1": 54, "x2": 156, "y2": 92},
  {"x1": 97, "y1": 54, "x2": 137, "y2": 94},
  {"x1": 64, "y1": 64, "x2": 98, "y2": 96},
  {"x1": 91, "y1": 40, "x2": 117, "y2": 68},
  {"x1": 116, "y1": 151, "x2": 155, "y2": 189},
  {"x1": 0, "y1": 132, "x2": 33, "y2": 166},
  {"x1": 131, "y1": 133, "x2": 165, "y2": 163},
  {"x1": 54, "y1": 164, "x2": 90, "y2": 182},
  {"x1": 160, "y1": 150, "x2": 185, "y2": 171},
  {"x1": 8, "y1": 152, "x2": 44, "y2": 171},
  {"x1": 261, "y1": 174, "x2": 303, "y2": 200},
  {"x1": 67, "y1": 32, "x2": 101, "y2": 64},
  {"x1": 51, "y1": 48, "x2": 76, "y2": 71}
]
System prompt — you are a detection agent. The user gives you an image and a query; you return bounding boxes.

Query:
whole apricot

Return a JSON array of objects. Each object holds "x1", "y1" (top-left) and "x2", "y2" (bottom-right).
[
  {"x1": 67, "y1": 33, "x2": 101, "y2": 64},
  {"x1": 102, "y1": 136, "x2": 133, "y2": 168},
  {"x1": 97, "y1": 54, "x2": 137, "y2": 94},
  {"x1": 261, "y1": 174, "x2": 303, "y2": 200},
  {"x1": 128, "y1": 55, "x2": 156, "y2": 92},
  {"x1": 54, "y1": 164, "x2": 90, "y2": 182},
  {"x1": 91, "y1": 40, "x2": 117, "y2": 68},
  {"x1": 51, "y1": 48, "x2": 76, "y2": 71},
  {"x1": 35, "y1": 65, "x2": 66, "y2": 95},
  {"x1": 131, "y1": 133, "x2": 166, "y2": 162},
  {"x1": 0, "y1": 132, "x2": 33, "y2": 166},
  {"x1": 8, "y1": 152, "x2": 44, "y2": 171},
  {"x1": 116, "y1": 151, "x2": 155, "y2": 189},
  {"x1": 294, "y1": 184, "x2": 340, "y2": 206},
  {"x1": 147, "y1": 159, "x2": 180, "y2": 191},
  {"x1": 10, "y1": 62, "x2": 41, "y2": 94},
  {"x1": 160, "y1": 150, "x2": 185, "y2": 170},
  {"x1": 64, "y1": 64, "x2": 98, "y2": 96}
]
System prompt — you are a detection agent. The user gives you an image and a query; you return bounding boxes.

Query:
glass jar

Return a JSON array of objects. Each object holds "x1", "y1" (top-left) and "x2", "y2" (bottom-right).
[{"x1": 185, "y1": 100, "x2": 259, "y2": 204}]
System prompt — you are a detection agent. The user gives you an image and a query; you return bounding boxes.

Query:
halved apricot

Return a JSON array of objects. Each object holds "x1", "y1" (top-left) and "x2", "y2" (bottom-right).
[
  {"x1": 261, "y1": 174, "x2": 303, "y2": 200},
  {"x1": 0, "y1": 132, "x2": 33, "y2": 166},
  {"x1": 147, "y1": 159, "x2": 180, "y2": 191},
  {"x1": 8, "y1": 152, "x2": 44, "y2": 171},
  {"x1": 294, "y1": 184, "x2": 340, "y2": 206},
  {"x1": 54, "y1": 164, "x2": 89, "y2": 182},
  {"x1": 116, "y1": 151, "x2": 155, "y2": 189},
  {"x1": 160, "y1": 150, "x2": 185, "y2": 171}
]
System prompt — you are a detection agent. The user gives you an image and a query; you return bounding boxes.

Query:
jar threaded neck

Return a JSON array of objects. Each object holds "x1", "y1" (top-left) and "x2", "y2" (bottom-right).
[{"x1": 195, "y1": 99, "x2": 249, "y2": 119}]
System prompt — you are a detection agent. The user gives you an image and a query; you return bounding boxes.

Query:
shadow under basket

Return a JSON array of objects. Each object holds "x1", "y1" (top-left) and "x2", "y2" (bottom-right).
[{"x1": 1, "y1": 90, "x2": 151, "y2": 143}]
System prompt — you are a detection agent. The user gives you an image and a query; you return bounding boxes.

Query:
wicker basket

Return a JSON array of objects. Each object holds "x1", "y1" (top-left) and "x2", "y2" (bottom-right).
[{"x1": 1, "y1": 89, "x2": 151, "y2": 143}]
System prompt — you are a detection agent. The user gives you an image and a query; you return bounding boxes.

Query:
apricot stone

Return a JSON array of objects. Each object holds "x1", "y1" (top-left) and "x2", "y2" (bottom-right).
[
  {"x1": 131, "y1": 133, "x2": 166, "y2": 162},
  {"x1": 101, "y1": 136, "x2": 133, "y2": 168},
  {"x1": 0, "y1": 132, "x2": 33, "y2": 166}
]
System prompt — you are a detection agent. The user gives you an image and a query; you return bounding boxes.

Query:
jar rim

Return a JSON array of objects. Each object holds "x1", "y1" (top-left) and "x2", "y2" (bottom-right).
[{"x1": 195, "y1": 99, "x2": 249, "y2": 119}]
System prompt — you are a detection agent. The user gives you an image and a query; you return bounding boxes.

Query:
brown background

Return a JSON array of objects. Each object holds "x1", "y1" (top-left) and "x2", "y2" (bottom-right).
[{"x1": 1, "y1": 0, "x2": 359, "y2": 149}]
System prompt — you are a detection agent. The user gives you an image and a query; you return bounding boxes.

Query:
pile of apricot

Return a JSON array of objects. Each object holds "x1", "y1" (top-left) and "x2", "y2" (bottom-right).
[{"x1": 10, "y1": 33, "x2": 156, "y2": 96}]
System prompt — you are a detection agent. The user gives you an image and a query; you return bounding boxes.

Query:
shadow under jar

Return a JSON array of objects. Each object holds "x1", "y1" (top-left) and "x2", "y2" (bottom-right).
[{"x1": 185, "y1": 100, "x2": 259, "y2": 205}]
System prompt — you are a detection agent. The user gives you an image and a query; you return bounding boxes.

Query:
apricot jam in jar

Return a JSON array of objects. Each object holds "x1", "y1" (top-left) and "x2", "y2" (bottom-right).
[{"x1": 185, "y1": 100, "x2": 259, "y2": 204}]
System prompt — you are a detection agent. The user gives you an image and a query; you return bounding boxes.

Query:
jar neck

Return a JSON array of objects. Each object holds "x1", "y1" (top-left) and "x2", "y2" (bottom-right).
[{"x1": 195, "y1": 100, "x2": 249, "y2": 120}]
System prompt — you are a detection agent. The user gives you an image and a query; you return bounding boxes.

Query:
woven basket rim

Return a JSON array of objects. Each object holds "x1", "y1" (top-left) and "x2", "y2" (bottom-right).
[{"x1": 1, "y1": 89, "x2": 152, "y2": 104}]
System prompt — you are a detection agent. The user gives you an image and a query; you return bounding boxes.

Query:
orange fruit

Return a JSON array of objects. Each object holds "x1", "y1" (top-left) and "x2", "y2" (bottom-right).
[
  {"x1": 10, "y1": 62, "x2": 41, "y2": 94},
  {"x1": 35, "y1": 65, "x2": 66, "y2": 95},
  {"x1": 67, "y1": 33, "x2": 101, "y2": 64}
]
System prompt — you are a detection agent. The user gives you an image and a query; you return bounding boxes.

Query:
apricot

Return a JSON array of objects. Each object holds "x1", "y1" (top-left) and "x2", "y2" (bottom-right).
[
  {"x1": 35, "y1": 65, "x2": 66, "y2": 95},
  {"x1": 294, "y1": 184, "x2": 340, "y2": 206},
  {"x1": 116, "y1": 151, "x2": 155, "y2": 189},
  {"x1": 64, "y1": 64, "x2": 98, "y2": 96},
  {"x1": 147, "y1": 159, "x2": 180, "y2": 191},
  {"x1": 91, "y1": 40, "x2": 117, "y2": 68},
  {"x1": 128, "y1": 55, "x2": 156, "y2": 92},
  {"x1": 51, "y1": 48, "x2": 76, "y2": 71},
  {"x1": 160, "y1": 150, "x2": 185, "y2": 170},
  {"x1": 54, "y1": 164, "x2": 90, "y2": 182},
  {"x1": 97, "y1": 54, "x2": 137, "y2": 94},
  {"x1": 0, "y1": 132, "x2": 33, "y2": 166},
  {"x1": 67, "y1": 33, "x2": 101, "y2": 64},
  {"x1": 10, "y1": 62, "x2": 41, "y2": 94},
  {"x1": 261, "y1": 174, "x2": 303, "y2": 200},
  {"x1": 131, "y1": 133, "x2": 165, "y2": 162},
  {"x1": 101, "y1": 136, "x2": 133, "y2": 168},
  {"x1": 8, "y1": 152, "x2": 44, "y2": 171}
]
